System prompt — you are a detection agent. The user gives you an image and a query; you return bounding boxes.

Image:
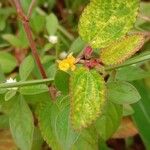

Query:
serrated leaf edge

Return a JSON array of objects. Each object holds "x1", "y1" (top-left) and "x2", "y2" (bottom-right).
[
  {"x1": 69, "y1": 67, "x2": 106, "y2": 131},
  {"x1": 100, "y1": 34, "x2": 145, "y2": 66}
]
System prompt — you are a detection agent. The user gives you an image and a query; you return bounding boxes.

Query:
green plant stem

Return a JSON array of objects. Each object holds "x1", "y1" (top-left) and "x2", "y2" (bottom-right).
[
  {"x1": 27, "y1": 0, "x2": 36, "y2": 19},
  {"x1": 106, "y1": 52, "x2": 150, "y2": 71},
  {"x1": 58, "y1": 25, "x2": 74, "y2": 41},
  {"x1": 0, "y1": 78, "x2": 53, "y2": 89}
]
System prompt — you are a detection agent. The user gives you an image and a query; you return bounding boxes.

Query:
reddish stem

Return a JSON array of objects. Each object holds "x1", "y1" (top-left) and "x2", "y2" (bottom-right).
[
  {"x1": 11, "y1": 0, "x2": 55, "y2": 99},
  {"x1": 22, "y1": 22, "x2": 47, "y2": 78},
  {"x1": 12, "y1": 0, "x2": 47, "y2": 79}
]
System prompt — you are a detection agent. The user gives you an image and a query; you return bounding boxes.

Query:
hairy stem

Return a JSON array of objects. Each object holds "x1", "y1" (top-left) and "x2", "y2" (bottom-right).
[{"x1": 0, "y1": 78, "x2": 53, "y2": 89}]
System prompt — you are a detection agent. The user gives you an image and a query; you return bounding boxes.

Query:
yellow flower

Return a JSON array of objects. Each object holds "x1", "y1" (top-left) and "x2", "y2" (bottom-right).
[
  {"x1": 67, "y1": 53, "x2": 76, "y2": 65},
  {"x1": 57, "y1": 60, "x2": 70, "y2": 71},
  {"x1": 57, "y1": 53, "x2": 76, "y2": 71},
  {"x1": 70, "y1": 64, "x2": 76, "y2": 71}
]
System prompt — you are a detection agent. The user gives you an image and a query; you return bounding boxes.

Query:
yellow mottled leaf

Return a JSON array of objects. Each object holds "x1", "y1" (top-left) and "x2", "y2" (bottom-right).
[
  {"x1": 100, "y1": 34, "x2": 145, "y2": 65},
  {"x1": 70, "y1": 67, "x2": 105, "y2": 130},
  {"x1": 79, "y1": 0, "x2": 140, "y2": 48}
]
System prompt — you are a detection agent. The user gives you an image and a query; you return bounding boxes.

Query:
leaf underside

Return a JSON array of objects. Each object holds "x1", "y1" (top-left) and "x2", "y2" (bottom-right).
[
  {"x1": 70, "y1": 67, "x2": 105, "y2": 130},
  {"x1": 100, "y1": 34, "x2": 145, "y2": 65},
  {"x1": 78, "y1": 0, "x2": 139, "y2": 48}
]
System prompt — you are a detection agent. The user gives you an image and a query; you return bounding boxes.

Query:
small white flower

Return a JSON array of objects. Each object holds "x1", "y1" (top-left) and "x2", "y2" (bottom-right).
[
  {"x1": 6, "y1": 78, "x2": 16, "y2": 84},
  {"x1": 6, "y1": 78, "x2": 18, "y2": 90},
  {"x1": 48, "y1": 35, "x2": 58, "y2": 44},
  {"x1": 59, "y1": 51, "x2": 68, "y2": 59},
  {"x1": 44, "y1": 2, "x2": 48, "y2": 8}
]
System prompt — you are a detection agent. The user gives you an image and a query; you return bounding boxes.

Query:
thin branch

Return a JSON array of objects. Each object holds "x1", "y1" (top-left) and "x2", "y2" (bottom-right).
[
  {"x1": 12, "y1": 0, "x2": 47, "y2": 79},
  {"x1": 23, "y1": 22, "x2": 47, "y2": 79},
  {"x1": 58, "y1": 25, "x2": 74, "y2": 41},
  {"x1": 11, "y1": 0, "x2": 55, "y2": 99},
  {"x1": 27, "y1": 0, "x2": 36, "y2": 19}
]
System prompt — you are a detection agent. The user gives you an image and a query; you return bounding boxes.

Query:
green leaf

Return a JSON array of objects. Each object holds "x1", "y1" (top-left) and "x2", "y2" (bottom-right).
[
  {"x1": 0, "y1": 15, "x2": 6, "y2": 31},
  {"x1": 31, "y1": 127, "x2": 43, "y2": 150},
  {"x1": 0, "y1": 115, "x2": 9, "y2": 129},
  {"x1": 22, "y1": 92, "x2": 49, "y2": 107},
  {"x1": 9, "y1": 94, "x2": 34, "y2": 150},
  {"x1": 100, "y1": 34, "x2": 145, "y2": 65},
  {"x1": 99, "y1": 139, "x2": 111, "y2": 150},
  {"x1": 2, "y1": 34, "x2": 22, "y2": 48},
  {"x1": 19, "y1": 84, "x2": 49, "y2": 95},
  {"x1": 70, "y1": 67, "x2": 105, "y2": 130},
  {"x1": 37, "y1": 99, "x2": 62, "y2": 150},
  {"x1": 78, "y1": 0, "x2": 139, "y2": 48},
  {"x1": 55, "y1": 100, "x2": 79, "y2": 150},
  {"x1": 0, "y1": 65, "x2": 5, "y2": 82},
  {"x1": 69, "y1": 37, "x2": 86, "y2": 55},
  {"x1": 2, "y1": 27, "x2": 29, "y2": 48},
  {"x1": 139, "y1": 22, "x2": 150, "y2": 31},
  {"x1": 135, "y1": 2, "x2": 150, "y2": 31},
  {"x1": 140, "y1": 2, "x2": 150, "y2": 17},
  {"x1": 19, "y1": 55, "x2": 35, "y2": 81},
  {"x1": 0, "y1": 52, "x2": 17, "y2": 73},
  {"x1": 132, "y1": 81, "x2": 150, "y2": 150},
  {"x1": 5, "y1": 90, "x2": 17, "y2": 101},
  {"x1": 116, "y1": 66, "x2": 150, "y2": 81},
  {"x1": 38, "y1": 95, "x2": 78, "y2": 150},
  {"x1": 30, "y1": 11, "x2": 45, "y2": 33},
  {"x1": 0, "y1": 88, "x2": 7, "y2": 94},
  {"x1": 54, "y1": 70, "x2": 70, "y2": 95},
  {"x1": 46, "y1": 13, "x2": 59, "y2": 35},
  {"x1": 0, "y1": 7, "x2": 15, "y2": 31},
  {"x1": 46, "y1": 64, "x2": 57, "y2": 79},
  {"x1": 17, "y1": 27, "x2": 29, "y2": 48},
  {"x1": 95, "y1": 101, "x2": 123, "y2": 140},
  {"x1": 126, "y1": 51, "x2": 150, "y2": 66},
  {"x1": 72, "y1": 127, "x2": 99, "y2": 150},
  {"x1": 107, "y1": 81, "x2": 141, "y2": 105},
  {"x1": 0, "y1": 94, "x2": 14, "y2": 114},
  {"x1": 123, "y1": 104, "x2": 134, "y2": 117}
]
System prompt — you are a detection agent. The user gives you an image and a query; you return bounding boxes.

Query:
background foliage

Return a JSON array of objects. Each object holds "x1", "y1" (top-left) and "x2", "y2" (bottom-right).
[{"x1": 0, "y1": 0, "x2": 150, "y2": 150}]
